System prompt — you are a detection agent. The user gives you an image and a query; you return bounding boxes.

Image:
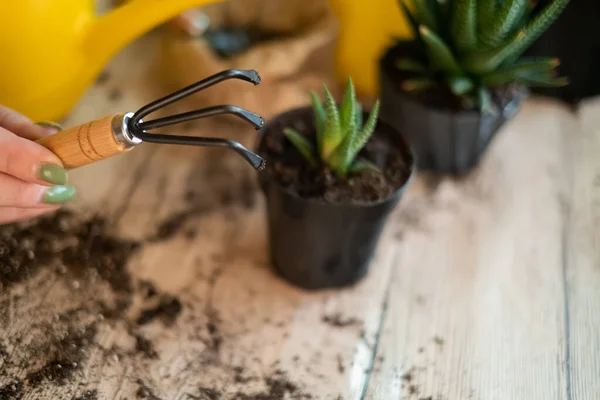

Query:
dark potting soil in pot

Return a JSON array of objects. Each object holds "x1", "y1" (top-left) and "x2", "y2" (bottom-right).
[{"x1": 259, "y1": 109, "x2": 411, "y2": 205}]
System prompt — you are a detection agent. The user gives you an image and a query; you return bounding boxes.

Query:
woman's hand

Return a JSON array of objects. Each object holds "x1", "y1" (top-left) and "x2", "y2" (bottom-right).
[{"x1": 0, "y1": 105, "x2": 76, "y2": 225}]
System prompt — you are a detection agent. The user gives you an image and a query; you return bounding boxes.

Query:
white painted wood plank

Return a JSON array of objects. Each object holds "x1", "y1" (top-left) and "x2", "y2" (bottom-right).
[
  {"x1": 365, "y1": 99, "x2": 574, "y2": 400},
  {"x1": 566, "y1": 96, "x2": 600, "y2": 400}
]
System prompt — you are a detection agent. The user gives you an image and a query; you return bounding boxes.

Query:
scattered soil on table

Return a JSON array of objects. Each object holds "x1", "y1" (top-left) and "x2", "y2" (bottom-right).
[
  {"x1": 136, "y1": 295, "x2": 182, "y2": 326},
  {"x1": 133, "y1": 333, "x2": 158, "y2": 360},
  {"x1": 108, "y1": 89, "x2": 123, "y2": 102},
  {"x1": 0, "y1": 378, "x2": 23, "y2": 400},
  {"x1": 72, "y1": 389, "x2": 99, "y2": 400},
  {"x1": 26, "y1": 324, "x2": 97, "y2": 387},
  {"x1": 433, "y1": 336, "x2": 444, "y2": 347},
  {"x1": 195, "y1": 386, "x2": 221, "y2": 400},
  {"x1": 336, "y1": 354, "x2": 345, "y2": 374},
  {"x1": 136, "y1": 379, "x2": 162, "y2": 400},
  {"x1": 95, "y1": 71, "x2": 111, "y2": 85},
  {"x1": 259, "y1": 108, "x2": 412, "y2": 204},
  {"x1": 0, "y1": 207, "x2": 311, "y2": 398},
  {"x1": 0, "y1": 210, "x2": 140, "y2": 293},
  {"x1": 321, "y1": 313, "x2": 362, "y2": 328},
  {"x1": 231, "y1": 369, "x2": 311, "y2": 400}
]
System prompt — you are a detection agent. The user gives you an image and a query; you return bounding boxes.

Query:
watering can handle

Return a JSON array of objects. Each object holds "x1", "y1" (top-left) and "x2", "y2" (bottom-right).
[{"x1": 36, "y1": 114, "x2": 138, "y2": 170}]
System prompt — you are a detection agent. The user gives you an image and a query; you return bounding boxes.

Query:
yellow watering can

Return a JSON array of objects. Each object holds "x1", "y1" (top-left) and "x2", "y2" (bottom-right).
[
  {"x1": 0, "y1": 0, "x2": 222, "y2": 122},
  {"x1": 328, "y1": 0, "x2": 412, "y2": 97}
]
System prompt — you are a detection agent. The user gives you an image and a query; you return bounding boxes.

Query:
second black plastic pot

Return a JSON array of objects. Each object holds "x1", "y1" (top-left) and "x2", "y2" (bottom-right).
[
  {"x1": 256, "y1": 107, "x2": 414, "y2": 290},
  {"x1": 379, "y1": 42, "x2": 526, "y2": 175}
]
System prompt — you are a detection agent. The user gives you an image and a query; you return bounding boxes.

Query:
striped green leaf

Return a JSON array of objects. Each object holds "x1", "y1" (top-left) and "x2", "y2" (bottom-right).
[
  {"x1": 516, "y1": 73, "x2": 569, "y2": 87},
  {"x1": 283, "y1": 128, "x2": 317, "y2": 167},
  {"x1": 478, "y1": 0, "x2": 498, "y2": 35},
  {"x1": 340, "y1": 78, "x2": 357, "y2": 135},
  {"x1": 450, "y1": 0, "x2": 478, "y2": 52},
  {"x1": 321, "y1": 85, "x2": 343, "y2": 159},
  {"x1": 354, "y1": 102, "x2": 363, "y2": 131},
  {"x1": 413, "y1": 0, "x2": 438, "y2": 31},
  {"x1": 464, "y1": 0, "x2": 569, "y2": 73},
  {"x1": 347, "y1": 100, "x2": 380, "y2": 164},
  {"x1": 479, "y1": 0, "x2": 529, "y2": 47},
  {"x1": 420, "y1": 26, "x2": 462, "y2": 74},
  {"x1": 480, "y1": 58, "x2": 560, "y2": 86},
  {"x1": 310, "y1": 91, "x2": 326, "y2": 155}
]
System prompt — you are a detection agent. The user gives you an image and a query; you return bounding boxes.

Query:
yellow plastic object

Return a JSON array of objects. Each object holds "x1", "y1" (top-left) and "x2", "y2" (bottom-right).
[
  {"x1": 0, "y1": 0, "x2": 221, "y2": 122},
  {"x1": 328, "y1": 0, "x2": 413, "y2": 98}
]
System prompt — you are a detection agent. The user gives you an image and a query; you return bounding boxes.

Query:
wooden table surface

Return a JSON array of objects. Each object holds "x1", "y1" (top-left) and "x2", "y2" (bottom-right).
[{"x1": 2, "y1": 31, "x2": 600, "y2": 400}]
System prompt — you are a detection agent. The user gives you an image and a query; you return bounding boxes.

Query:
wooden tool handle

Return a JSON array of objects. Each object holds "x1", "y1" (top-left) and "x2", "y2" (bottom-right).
[{"x1": 36, "y1": 114, "x2": 137, "y2": 170}]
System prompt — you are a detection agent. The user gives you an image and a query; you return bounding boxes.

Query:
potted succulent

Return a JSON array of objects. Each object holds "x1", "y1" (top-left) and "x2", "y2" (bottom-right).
[
  {"x1": 256, "y1": 78, "x2": 414, "y2": 290},
  {"x1": 525, "y1": 0, "x2": 600, "y2": 104},
  {"x1": 379, "y1": 0, "x2": 569, "y2": 174}
]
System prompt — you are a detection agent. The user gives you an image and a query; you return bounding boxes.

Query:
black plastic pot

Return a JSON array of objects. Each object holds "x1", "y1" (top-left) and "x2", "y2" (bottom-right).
[
  {"x1": 256, "y1": 107, "x2": 414, "y2": 290},
  {"x1": 379, "y1": 43, "x2": 526, "y2": 175},
  {"x1": 525, "y1": 0, "x2": 600, "y2": 104}
]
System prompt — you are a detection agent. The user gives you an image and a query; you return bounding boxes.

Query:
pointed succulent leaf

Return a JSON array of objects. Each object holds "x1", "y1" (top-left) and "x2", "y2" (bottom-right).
[
  {"x1": 464, "y1": 0, "x2": 569, "y2": 73},
  {"x1": 310, "y1": 91, "x2": 326, "y2": 155},
  {"x1": 413, "y1": 0, "x2": 439, "y2": 31},
  {"x1": 450, "y1": 0, "x2": 478, "y2": 52},
  {"x1": 396, "y1": 58, "x2": 428, "y2": 72},
  {"x1": 326, "y1": 133, "x2": 353, "y2": 177},
  {"x1": 420, "y1": 26, "x2": 462, "y2": 74},
  {"x1": 321, "y1": 85, "x2": 343, "y2": 159},
  {"x1": 402, "y1": 77, "x2": 436, "y2": 92},
  {"x1": 347, "y1": 100, "x2": 380, "y2": 163},
  {"x1": 354, "y1": 102, "x2": 363, "y2": 131},
  {"x1": 340, "y1": 78, "x2": 357, "y2": 135},
  {"x1": 283, "y1": 128, "x2": 318, "y2": 167},
  {"x1": 397, "y1": 0, "x2": 421, "y2": 39},
  {"x1": 327, "y1": 100, "x2": 359, "y2": 175},
  {"x1": 503, "y1": 0, "x2": 570, "y2": 65},
  {"x1": 516, "y1": 73, "x2": 569, "y2": 87},
  {"x1": 479, "y1": 0, "x2": 529, "y2": 47},
  {"x1": 477, "y1": 87, "x2": 497, "y2": 115},
  {"x1": 480, "y1": 58, "x2": 560, "y2": 86},
  {"x1": 478, "y1": 0, "x2": 498, "y2": 34},
  {"x1": 348, "y1": 159, "x2": 381, "y2": 175},
  {"x1": 448, "y1": 76, "x2": 474, "y2": 96}
]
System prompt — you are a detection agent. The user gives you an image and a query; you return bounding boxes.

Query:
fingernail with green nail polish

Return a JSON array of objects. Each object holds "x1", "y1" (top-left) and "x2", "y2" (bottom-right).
[
  {"x1": 36, "y1": 121, "x2": 63, "y2": 132},
  {"x1": 39, "y1": 164, "x2": 68, "y2": 185},
  {"x1": 43, "y1": 186, "x2": 77, "y2": 204}
]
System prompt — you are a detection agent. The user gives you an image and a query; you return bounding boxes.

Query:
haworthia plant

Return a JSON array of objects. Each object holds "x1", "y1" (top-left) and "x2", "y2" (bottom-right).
[
  {"x1": 395, "y1": 0, "x2": 570, "y2": 113},
  {"x1": 283, "y1": 78, "x2": 380, "y2": 179}
]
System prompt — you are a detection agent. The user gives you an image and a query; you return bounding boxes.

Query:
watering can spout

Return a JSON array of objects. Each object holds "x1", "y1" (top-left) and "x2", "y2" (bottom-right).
[{"x1": 87, "y1": 0, "x2": 220, "y2": 64}]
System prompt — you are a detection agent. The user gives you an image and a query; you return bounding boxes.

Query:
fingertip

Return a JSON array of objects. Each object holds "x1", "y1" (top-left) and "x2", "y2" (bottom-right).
[{"x1": 35, "y1": 121, "x2": 63, "y2": 136}]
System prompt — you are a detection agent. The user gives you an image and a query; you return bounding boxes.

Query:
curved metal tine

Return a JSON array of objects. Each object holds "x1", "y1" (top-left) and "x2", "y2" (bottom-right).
[
  {"x1": 137, "y1": 105, "x2": 264, "y2": 131},
  {"x1": 131, "y1": 69, "x2": 261, "y2": 125},
  {"x1": 133, "y1": 131, "x2": 266, "y2": 171}
]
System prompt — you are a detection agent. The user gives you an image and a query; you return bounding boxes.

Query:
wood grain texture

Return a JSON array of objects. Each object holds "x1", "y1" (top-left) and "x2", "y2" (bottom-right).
[
  {"x1": 365, "y1": 99, "x2": 576, "y2": 400},
  {"x1": 566, "y1": 97, "x2": 600, "y2": 399}
]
